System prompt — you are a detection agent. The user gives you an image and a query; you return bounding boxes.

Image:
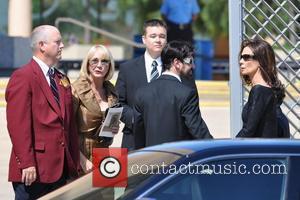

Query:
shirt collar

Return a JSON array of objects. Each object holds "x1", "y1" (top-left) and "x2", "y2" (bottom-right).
[
  {"x1": 162, "y1": 71, "x2": 182, "y2": 82},
  {"x1": 144, "y1": 50, "x2": 162, "y2": 66},
  {"x1": 33, "y1": 56, "x2": 51, "y2": 77},
  {"x1": 144, "y1": 51, "x2": 163, "y2": 82}
]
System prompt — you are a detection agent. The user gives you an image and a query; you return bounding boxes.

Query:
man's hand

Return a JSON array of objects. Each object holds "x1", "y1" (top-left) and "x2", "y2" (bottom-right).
[{"x1": 22, "y1": 166, "x2": 36, "y2": 186}]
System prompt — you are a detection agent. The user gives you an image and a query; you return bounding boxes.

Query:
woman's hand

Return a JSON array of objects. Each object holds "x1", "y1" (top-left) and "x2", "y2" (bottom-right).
[
  {"x1": 83, "y1": 159, "x2": 93, "y2": 173},
  {"x1": 80, "y1": 152, "x2": 93, "y2": 173}
]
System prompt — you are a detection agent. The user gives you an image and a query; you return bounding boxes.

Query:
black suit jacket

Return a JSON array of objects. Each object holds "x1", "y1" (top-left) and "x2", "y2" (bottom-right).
[
  {"x1": 133, "y1": 74, "x2": 212, "y2": 149},
  {"x1": 116, "y1": 55, "x2": 199, "y2": 149},
  {"x1": 116, "y1": 56, "x2": 147, "y2": 149}
]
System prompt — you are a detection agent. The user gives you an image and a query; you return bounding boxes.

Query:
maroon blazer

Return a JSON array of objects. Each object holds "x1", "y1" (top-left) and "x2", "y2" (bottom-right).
[{"x1": 6, "y1": 59, "x2": 81, "y2": 183}]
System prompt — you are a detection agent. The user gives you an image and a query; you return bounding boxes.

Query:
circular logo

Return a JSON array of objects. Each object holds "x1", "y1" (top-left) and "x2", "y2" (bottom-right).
[{"x1": 99, "y1": 156, "x2": 121, "y2": 178}]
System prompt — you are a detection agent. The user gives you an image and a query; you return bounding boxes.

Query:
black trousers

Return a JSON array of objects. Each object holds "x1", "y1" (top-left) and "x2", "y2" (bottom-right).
[
  {"x1": 12, "y1": 174, "x2": 66, "y2": 200},
  {"x1": 121, "y1": 129, "x2": 135, "y2": 151},
  {"x1": 166, "y1": 20, "x2": 193, "y2": 45},
  {"x1": 12, "y1": 160, "x2": 70, "y2": 200}
]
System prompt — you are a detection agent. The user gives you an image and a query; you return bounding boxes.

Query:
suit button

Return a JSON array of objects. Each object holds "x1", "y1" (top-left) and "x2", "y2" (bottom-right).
[{"x1": 61, "y1": 142, "x2": 65, "y2": 147}]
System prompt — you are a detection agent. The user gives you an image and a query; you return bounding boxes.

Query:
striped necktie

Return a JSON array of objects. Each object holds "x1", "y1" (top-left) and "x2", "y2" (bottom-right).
[
  {"x1": 48, "y1": 68, "x2": 60, "y2": 105},
  {"x1": 150, "y1": 60, "x2": 159, "y2": 82}
]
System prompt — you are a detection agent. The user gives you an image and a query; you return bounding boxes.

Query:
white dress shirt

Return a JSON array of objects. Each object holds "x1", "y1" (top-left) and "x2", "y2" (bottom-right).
[
  {"x1": 33, "y1": 56, "x2": 52, "y2": 86},
  {"x1": 162, "y1": 71, "x2": 182, "y2": 82},
  {"x1": 144, "y1": 51, "x2": 162, "y2": 83}
]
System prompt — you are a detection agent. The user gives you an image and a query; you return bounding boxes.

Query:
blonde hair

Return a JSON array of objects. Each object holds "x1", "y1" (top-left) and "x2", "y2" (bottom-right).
[{"x1": 80, "y1": 45, "x2": 115, "y2": 81}]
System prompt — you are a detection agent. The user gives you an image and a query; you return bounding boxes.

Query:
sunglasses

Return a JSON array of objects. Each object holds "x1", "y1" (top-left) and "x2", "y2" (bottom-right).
[
  {"x1": 183, "y1": 57, "x2": 194, "y2": 65},
  {"x1": 89, "y1": 58, "x2": 110, "y2": 66},
  {"x1": 240, "y1": 54, "x2": 256, "y2": 61}
]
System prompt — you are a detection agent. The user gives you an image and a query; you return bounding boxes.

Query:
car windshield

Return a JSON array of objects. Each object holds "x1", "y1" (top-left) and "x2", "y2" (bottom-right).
[
  {"x1": 121, "y1": 149, "x2": 192, "y2": 197},
  {"x1": 79, "y1": 149, "x2": 193, "y2": 200},
  {"x1": 39, "y1": 148, "x2": 193, "y2": 200}
]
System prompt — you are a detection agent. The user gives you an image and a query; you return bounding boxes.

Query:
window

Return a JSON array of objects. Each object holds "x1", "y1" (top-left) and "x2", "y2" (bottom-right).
[{"x1": 146, "y1": 157, "x2": 287, "y2": 200}]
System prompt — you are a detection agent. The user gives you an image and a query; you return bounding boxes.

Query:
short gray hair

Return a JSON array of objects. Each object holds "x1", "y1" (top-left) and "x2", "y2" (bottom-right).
[{"x1": 30, "y1": 25, "x2": 56, "y2": 51}]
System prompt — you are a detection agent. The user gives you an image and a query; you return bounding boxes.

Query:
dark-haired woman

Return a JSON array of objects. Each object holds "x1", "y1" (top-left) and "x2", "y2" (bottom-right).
[{"x1": 236, "y1": 38, "x2": 288, "y2": 138}]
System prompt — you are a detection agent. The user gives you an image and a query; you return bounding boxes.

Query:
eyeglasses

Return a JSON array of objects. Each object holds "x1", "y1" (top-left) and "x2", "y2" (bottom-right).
[
  {"x1": 183, "y1": 57, "x2": 194, "y2": 65},
  {"x1": 240, "y1": 54, "x2": 256, "y2": 61},
  {"x1": 89, "y1": 58, "x2": 110, "y2": 66}
]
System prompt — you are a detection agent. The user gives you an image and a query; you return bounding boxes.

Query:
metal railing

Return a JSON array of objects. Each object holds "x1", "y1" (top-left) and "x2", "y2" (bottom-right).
[{"x1": 55, "y1": 17, "x2": 146, "y2": 48}]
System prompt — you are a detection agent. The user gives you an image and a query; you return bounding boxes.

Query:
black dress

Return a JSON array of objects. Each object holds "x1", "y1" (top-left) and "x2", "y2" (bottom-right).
[{"x1": 237, "y1": 85, "x2": 278, "y2": 138}]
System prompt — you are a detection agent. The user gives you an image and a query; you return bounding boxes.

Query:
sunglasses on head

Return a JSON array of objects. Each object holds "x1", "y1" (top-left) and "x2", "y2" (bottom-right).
[
  {"x1": 240, "y1": 54, "x2": 256, "y2": 61},
  {"x1": 183, "y1": 57, "x2": 194, "y2": 65}
]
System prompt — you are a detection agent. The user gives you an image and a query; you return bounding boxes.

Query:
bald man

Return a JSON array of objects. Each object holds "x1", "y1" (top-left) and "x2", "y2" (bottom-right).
[{"x1": 6, "y1": 25, "x2": 81, "y2": 199}]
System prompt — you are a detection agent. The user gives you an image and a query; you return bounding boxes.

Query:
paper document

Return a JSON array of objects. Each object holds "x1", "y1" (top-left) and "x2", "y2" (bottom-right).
[{"x1": 99, "y1": 107, "x2": 123, "y2": 137}]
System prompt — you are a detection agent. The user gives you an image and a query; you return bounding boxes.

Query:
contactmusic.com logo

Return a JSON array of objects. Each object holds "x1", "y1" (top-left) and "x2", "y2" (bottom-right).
[{"x1": 92, "y1": 148, "x2": 128, "y2": 187}]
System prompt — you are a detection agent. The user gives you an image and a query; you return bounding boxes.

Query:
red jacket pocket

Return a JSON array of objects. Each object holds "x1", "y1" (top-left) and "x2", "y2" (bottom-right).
[{"x1": 34, "y1": 142, "x2": 45, "y2": 151}]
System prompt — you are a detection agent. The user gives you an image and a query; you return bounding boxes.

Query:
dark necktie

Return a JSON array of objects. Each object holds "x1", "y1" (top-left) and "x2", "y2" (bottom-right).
[
  {"x1": 48, "y1": 68, "x2": 60, "y2": 105},
  {"x1": 150, "y1": 60, "x2": 159, "y2": 82}
]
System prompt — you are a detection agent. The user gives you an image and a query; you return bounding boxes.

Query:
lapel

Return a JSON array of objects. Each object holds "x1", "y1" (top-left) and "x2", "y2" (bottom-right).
[
  {"x1": 55, "y1": 73, "x2": 66, "y2": 119},
  {"x1": 73, "y1": 77, "x2": 102, "y2": 115},
  {"x1": 31, "y1": 59, "x2": 62, "y2": 119},
  {"x1": 135, "y1": 56, "x2": 148, "y2": 84},
  {"x1": 73, "y1": 79, "x2": 118, "y2": 120}
]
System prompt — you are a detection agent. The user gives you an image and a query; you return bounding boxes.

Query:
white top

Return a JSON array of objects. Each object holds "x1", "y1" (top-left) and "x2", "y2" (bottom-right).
[
  {"x1": 33, "y1": 56, "x2": 52, "y2": 86},
  {"x1": 144, "y1": 51, "x2": 162, "y2": 83},
  {"x1": 162, "y1": 71, "x2": 182, "y2": 82}
]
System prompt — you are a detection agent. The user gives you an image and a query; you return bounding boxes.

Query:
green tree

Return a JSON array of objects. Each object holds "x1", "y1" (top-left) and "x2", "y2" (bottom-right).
[
  {"x1": 117, "y1": 0, "x2": 162, "y2": 33},
  {"x1": 196, "y1": 0, "x2": 229, "y2": 39}
]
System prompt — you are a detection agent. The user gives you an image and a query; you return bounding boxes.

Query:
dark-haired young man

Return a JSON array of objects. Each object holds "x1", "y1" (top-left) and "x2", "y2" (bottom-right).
[
  {"x1": 115, "y1": 19, "x2": 167, "y2": 150},
  {"x1": 133, "y1": 41, "x2": 212, "y2": 149},
  {"x1": 116, "y1": 19, "x2": 198, "y2": 150}
]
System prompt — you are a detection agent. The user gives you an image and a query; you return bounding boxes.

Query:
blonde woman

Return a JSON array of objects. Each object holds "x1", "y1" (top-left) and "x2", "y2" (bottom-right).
[{"x1": 72, "y1": 45, "x2": 119, "y2": 173}]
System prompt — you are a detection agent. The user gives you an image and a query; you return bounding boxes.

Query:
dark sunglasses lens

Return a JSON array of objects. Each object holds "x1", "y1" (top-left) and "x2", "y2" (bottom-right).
[{"x1": 240, "y1": 54, "x2": 255, "y2": 61}]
